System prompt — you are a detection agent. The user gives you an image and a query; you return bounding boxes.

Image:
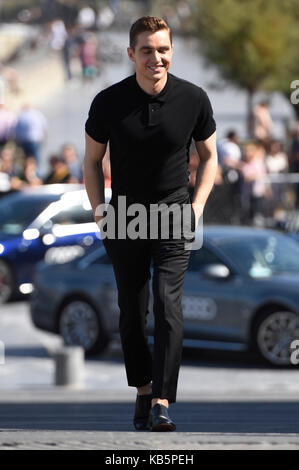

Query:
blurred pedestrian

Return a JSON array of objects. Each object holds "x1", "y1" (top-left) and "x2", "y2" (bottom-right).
[
  {"x1": 265, "y1": 140, "x2": 288, "y2": 174},
  {"x1": 265, "y1": 140, "x2": 288, "y2": 216},
  {"x1": 62, "y1": 26, "x2": 74, "y2": 81},
  {"x1": 84, "y1": 16, "x2": 217, "y2": 432},
  {"x1": 79, "y1": 32, "x2": 99, "y2": 82},
  {"x1": 48, "y1": 19, "x2": 67, "y2": 52},
  {"x1": 0, "y1": 63, "x2": 20, "y2": 95},
  {"x1": 0, "y1": 147, "x2": 19, "y2": 178},
  {"x1": 218, "y1": 130, "x2": 242, "y2": 168},
  {"x1": 253, "y1": 101, "x2": 273, "y2": 144},
  {"x1": 43, "y1": 155, "x2": 71, "y2": 184},
  {"x1": 15, "y1": 103, "x2": 47, "y2": 173},
  {"x1": 218, "y1": 130, "x2": 243, "y2": 223},
  {"x1": 17, "y1": 157, "x2": 43, "y2": 188},
  {"x1": 0, "y1": 146, "x2": 20, "y2": 194},
  {"x1": 0, "y1": 103, "x2": 16, "y2": 148},
  {"x1": 240, "y1": 143, "x2": 270, "y2": 225},
  {"x1": 60, "y1": 143, "x2": 83, "y2": 182}
]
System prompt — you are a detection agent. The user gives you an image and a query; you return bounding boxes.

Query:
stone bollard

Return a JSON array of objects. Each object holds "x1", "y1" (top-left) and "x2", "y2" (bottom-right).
[{"x1": 54, "y1": 346, "x2": 84, "y2": 387}]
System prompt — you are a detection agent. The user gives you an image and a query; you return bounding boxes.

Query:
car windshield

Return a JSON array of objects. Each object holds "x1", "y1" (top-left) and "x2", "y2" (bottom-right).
[
  {"x1": 214, "y1": 233, "x2": 299, "y2": 278},
  {"x1": 0, "y1": 194, "x2": 57, "y2": 235}
]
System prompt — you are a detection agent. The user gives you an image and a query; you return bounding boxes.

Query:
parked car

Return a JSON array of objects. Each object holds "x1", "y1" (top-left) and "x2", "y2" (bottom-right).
[
  {"x1": 0, "y1": 185, "x2": 111, "y2": 302},
  {"x1": 30, "y1": 225, "x2": 299, "y2": 367}
]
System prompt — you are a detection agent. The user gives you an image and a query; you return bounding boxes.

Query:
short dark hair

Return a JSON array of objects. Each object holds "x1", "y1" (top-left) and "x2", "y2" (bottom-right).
[
  {"x1": 129, "y1": 16, "x2": 172, "y2": 50},
  {"x1": 226, "y1": 130, "x2": 237, "y2": 140}
]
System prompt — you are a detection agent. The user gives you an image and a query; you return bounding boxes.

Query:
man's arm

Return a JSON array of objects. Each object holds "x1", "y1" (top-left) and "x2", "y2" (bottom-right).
[
  {"x1": 83, "y1": 132, "x2": 108, "y2": 228},
  {"x1": 192, "y1": 131, "x2": 218, "y2": 225}
]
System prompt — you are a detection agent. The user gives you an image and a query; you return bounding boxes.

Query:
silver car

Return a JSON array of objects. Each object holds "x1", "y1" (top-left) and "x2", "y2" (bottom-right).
[{"x1": 30, "y1": 226, "x2": 299, "y2": 367}]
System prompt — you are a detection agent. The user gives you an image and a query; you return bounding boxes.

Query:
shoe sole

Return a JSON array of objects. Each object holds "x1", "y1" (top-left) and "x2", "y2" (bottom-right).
[{"x1": 150, "y1": 422, "x2": 176, "y2": 432}]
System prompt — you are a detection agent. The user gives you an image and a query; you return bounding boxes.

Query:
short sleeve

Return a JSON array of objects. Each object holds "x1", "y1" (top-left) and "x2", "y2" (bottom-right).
[
  {"x1": 85, "y1": 92, "x2": 110, "y2": 143},
  {"x1": 192, "y1": 89, "x2": 216, "y2": 141}
]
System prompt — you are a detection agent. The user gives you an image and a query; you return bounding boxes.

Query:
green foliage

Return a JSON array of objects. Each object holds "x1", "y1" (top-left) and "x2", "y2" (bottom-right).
[{"x1": 193, "y1": 0, "x2": 298, "y2": 95}]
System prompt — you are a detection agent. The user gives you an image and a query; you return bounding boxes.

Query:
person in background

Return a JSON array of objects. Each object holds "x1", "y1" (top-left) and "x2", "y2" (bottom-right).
[
  {"x1": 79, "y1": 32, "x2": 99, "y2": 82},
  {"x1": 265, "y1": 140, "x2": 288, "y2": 174},
  {"x1": 0, "y1": 103, "x2": 16, "y2": 149},
  {"x1": 0, "y1": 146, "x2": 21, "y2": 194},
  {"x1": 16, "y1": 157, "x2": 43, "y2": 188},
  {"x1": 43, "y1": 155, "x2": 71, "y2": 184},
  {"x1": 0, "y1": 147, "x2": 19, "y2": 178},
  {"x1": 218, "y1": 130, "x2": 243, "y2": 223},
  {"x1": 48, "y1": 19, "x2": 67, "y2": 52},
  {"x1": 0, "y1": 63, "x2": 20, "y2": 95},
  {"x1": 60, "y1": 143, "x2": 83, "y2": 182},
  {"x1": 218, "y1": 130, "x2": 242, "y2": 169},
  {"x1": 62, "y1": 26, "x2": 74, "y2": 81},
  {"x1": 240, "y1": 142, "x2": 271, "y2": 225},
  {"x1": 253, "y1": 101, "x2": 273, "y2": 145},
  {"x1": 264, "y1": 140, "x2": 288, "y2": 217},
  {"x1": 15, "y1": 103, "x2": 47, "y2": 174}
]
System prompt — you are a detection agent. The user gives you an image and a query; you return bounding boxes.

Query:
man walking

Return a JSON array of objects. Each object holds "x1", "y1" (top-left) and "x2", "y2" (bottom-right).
[{"x1": 84, "y1": 16, "x2": 217, "y2": 431}]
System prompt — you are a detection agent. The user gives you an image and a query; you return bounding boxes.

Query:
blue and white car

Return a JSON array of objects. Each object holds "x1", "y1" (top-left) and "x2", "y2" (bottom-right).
[{"x1": 0, "y1": 185, "x2": 110, "y2": 302}]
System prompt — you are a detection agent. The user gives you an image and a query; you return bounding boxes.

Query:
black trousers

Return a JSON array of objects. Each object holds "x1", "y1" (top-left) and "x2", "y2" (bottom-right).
[{"x1": 102, "y1": 187, "x2": 195, "y2": 404}]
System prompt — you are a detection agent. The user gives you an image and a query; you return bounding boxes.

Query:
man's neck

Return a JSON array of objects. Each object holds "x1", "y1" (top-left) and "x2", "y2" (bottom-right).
[{"x1": 136, "y1": 73, "x2": 168, "y2": 96}]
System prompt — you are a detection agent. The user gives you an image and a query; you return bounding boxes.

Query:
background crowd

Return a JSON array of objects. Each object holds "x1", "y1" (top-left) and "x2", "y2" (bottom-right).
[
  {"x1": 188, "y1": 105, "x2": 299, "y2": 226},
  {"x1": 1, "y1": 92, "x2": 299, "y2": 228}
]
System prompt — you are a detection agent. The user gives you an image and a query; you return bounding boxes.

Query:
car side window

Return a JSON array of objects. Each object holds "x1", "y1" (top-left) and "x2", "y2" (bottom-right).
[
  {"x1": 50, "y1": 205, "x2": 94, "y2": 225},
  {"x1": 188, "y1": 247, "x2": 224, "y2": 272}
]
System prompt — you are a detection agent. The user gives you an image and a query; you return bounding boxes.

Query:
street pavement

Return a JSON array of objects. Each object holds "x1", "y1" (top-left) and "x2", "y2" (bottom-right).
[{"x1": 0, "y1": 301, "x2": 299, "y2": 450}]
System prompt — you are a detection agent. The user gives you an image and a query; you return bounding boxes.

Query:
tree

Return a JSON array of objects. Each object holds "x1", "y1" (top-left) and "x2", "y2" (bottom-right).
[{"x1": 192, "y1": 0, "x2": 299, "y2": 135}]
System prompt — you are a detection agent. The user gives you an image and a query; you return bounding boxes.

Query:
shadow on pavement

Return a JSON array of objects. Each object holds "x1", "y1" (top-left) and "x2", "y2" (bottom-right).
[
  {"x1": 90, "y1": 345, "x2": 295, "y2": 371},
  {"x1": 4, "y1": 347, "x2": 50, "y2": 358},
  {"x1": 0, "y1": 401, "x2": 299, "y2": 433}
]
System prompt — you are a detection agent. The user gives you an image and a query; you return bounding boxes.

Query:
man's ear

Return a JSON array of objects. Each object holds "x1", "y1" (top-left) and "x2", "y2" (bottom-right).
[{"x1": 127, "y1": 47, "x2": 135, "y2": 63}]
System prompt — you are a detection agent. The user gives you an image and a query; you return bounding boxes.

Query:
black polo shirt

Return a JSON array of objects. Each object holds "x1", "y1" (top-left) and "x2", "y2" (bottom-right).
[{"x1": 85, "y1": 72, "x2": 216, "y2": 198}]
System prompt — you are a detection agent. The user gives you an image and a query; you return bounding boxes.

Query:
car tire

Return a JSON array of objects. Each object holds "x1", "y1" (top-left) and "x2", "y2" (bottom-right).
[
  {"x1": 0, "y1": 260, "x2": 14, "y2": 304},
  {"x1": 252, "y1": 310, "x2": 299, "y2": 367},
  {"x1": 58, "y1": 298, "x2": 110, "y2": 356}
]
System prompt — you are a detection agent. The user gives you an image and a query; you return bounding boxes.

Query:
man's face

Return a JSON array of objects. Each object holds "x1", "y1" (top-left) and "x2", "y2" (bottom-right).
[{"x1": 127, "y1": 29, "x2": 173, "y2": 83}]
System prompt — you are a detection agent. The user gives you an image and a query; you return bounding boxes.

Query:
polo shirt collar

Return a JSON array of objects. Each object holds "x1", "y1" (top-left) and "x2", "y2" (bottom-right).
[{"x1": 132, "y1": 73, "x2": 172, "y2": 103}]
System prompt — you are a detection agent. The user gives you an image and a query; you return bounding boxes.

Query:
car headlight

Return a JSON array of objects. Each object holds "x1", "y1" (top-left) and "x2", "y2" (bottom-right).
[
  {"x1": 23, "y1": 228, "x2": 40, "y2": 240},
  {"x1": 0, "y1": 243, "x2": 4, "y2": 255}
]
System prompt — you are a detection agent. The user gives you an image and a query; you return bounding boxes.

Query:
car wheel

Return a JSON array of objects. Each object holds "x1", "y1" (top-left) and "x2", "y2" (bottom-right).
[
  {"x1": 59, "y1": 299, "x2": 110, "y2": 355},
  {"x1": 253, "y1": 310, "x2": 299, "y2": 366},
  {"x1": 0, "y1": 260, "x2": 14, "y2": 304}
]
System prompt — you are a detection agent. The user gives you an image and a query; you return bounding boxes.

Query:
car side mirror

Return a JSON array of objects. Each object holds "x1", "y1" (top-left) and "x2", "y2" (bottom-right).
[{"x1": 200, "y1": 263, "x2": 231, "y2": 280}]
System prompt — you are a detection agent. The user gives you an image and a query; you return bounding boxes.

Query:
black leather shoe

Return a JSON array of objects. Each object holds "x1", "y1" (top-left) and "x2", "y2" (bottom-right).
[
  {"x1": 149, "y1": 404, "x2": 176, "y2": 432},
  {"x1": 133, "y1": 393, "x2": 152, "y2": 430}
]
